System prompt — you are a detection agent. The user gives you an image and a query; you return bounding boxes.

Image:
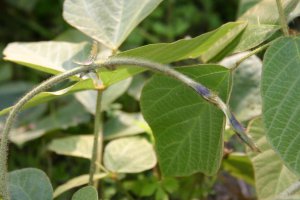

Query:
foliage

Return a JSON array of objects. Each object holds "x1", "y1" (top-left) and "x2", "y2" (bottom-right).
[{"x1": 1, "y1": 0, "x2": 300, "y2": 199}]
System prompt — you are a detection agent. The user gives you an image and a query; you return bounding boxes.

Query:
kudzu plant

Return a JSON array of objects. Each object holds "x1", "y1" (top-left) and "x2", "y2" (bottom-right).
[{"x1": 1, "y1": 0, "x2": 300, "y2": 199}]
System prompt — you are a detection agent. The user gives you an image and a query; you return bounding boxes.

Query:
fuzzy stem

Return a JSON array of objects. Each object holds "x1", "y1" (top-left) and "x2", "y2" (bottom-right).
[
  {"x1": 88, "y1": 91, "x2": 103, "y2": 186},
  {"x1": 0, "y1": 57, "x2": 259, "y2": 199},
  {"x1": 276, "y1": 0, "x2": 289, "y2": 36}
]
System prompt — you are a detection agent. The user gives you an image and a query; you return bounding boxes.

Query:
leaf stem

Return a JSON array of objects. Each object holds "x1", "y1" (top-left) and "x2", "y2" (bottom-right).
[
  {"x1": 231, "y1": 43, "x2": 270, "y2": 71},
  {"x1": 276, "y1": 0, "x2": 289, "y2": 36},
  {"x1": 0, "y1": 57, "x2": 259, "y2": 199},
  {"x1": 89, "y1": 90, "x2": 103, "y2": 187}
]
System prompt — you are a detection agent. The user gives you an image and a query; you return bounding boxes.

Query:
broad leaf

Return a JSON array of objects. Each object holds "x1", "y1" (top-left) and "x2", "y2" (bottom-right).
[
  {"x1": 3, "y1": 41, "x2": 90, "y2": 74},
  {"x1": 220, "y1": 52, "x2": 262, "y2": 121},
  {"x1": 48, "y1": 135, "x2": 93, "y2": 159},
  {"x1": 140, "y1": 65, "x2": 230, "y2": 176},
  {"x1": 103, "y1": 137, "x2": 157, "y2": 173},
  {"x1": 262, "y1": 37, "x2": 300, "y2": 175},
  {"x1": 239, "y1": 0, "x2": 299, "y2": 25},
  {"x1": 10, "y1": 101, "x2": 90, "y2": 146},
  {"x1": 9, "y1": 168, "x2": 53, "y2": 200},
  {"x1": 71, "y1": 186, "x2": 98, "y2": 200},
  {"x1": 237, "y1": 0, "x2": 260, "y2": 16},
  {"x1": 63, "y1": 0, "x2": 163, "y2": 49},
  {"x1": 247, "y1": 118, "x2": 300, "y2": 200},
  {"x1": 53, "y1": 173, "x2": 107, "y2": 198}
]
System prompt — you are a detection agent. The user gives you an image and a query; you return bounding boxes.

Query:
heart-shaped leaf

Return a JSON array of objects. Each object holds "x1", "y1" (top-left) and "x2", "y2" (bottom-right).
[
  {"x1": 140, "y1": 65, "x2": 230, "y2": 176},
  {"x1": 9, "y1": 168, "x2": 53, "y2": 200},
  {"x1": 63, "y1": 0, "x2": 163, "y2": 50},
  {"x1": 262, "y1": 37, "x2": 300, "y2": 175}
]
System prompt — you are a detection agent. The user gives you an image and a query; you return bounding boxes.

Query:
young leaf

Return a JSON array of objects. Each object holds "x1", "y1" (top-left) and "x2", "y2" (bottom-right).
[
  {"x1": 53, "y1": 174, "x2": 107, "y2": 198},
  {"x1": 140, "y1": 65, "x2": 230, "y2": 176},
  {"x1": 63, "y1": 0, "x2": 163, "y2": 50},
  {"x1": 247, "y1": 118, "x2": 300, "y2": 200},
  {"x1": 103, "y1": 137, "x2": 157, "y2": 173},
  {"x1": 262, "y1": 37, "x2": 300, "y2": 176},
  {"x1": 71, "y1": 186, "x2": 98, "y2": 200},
  {"x1": 9, "y1": 168, "x2": 53, "y2": 200}
]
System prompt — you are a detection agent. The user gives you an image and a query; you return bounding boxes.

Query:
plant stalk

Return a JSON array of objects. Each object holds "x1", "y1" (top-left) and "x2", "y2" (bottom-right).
[
  {"x1": 89, "y1": 90, "x2": 103, "y2": 187},
  {"x1": 278, "y1": 180, "x2": 300, "y2": 197},
  {"x1": 0, "y1": 57, "x2": 259, "y2": 199},
  {"x1": 276, "y1": 0, "x2": 289, "y2": 36}
]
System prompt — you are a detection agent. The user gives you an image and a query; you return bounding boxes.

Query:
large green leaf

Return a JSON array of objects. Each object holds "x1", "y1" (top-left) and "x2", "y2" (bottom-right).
[
  {"x1": 9, "y1": 168, "x2": 53, "y2": 200},
  {"x1": 71, "y1": 186, "x2": 98, "y2": 200},
  {"x1": 53, "y1": 174, "x2": 107, "y2": 198},
  {"x1": 140, "y1": 65, "x2": 230, "y2": 176},
  {"x1": 103, "y1": 137, "x2": 157, "y2": 173},
  {"x1": 262, "y1": 37, "x2": 300, "y2": 175},
  {"x1": 239, "y1": 0, "x2": 298, "y2": 24},
  {"x1": 3, "y1": 41, "x2": 90, "y2": 74},
  {"x1": 63, "y1": 0, "x2": 163, "y2": 50},
  {"x1": 247, "y1": 118, "x2": 300, "y2": 200}
]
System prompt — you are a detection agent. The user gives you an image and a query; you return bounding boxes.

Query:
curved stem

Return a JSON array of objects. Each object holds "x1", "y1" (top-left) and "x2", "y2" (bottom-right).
[
  {"x1": 0, "y1": 57, "x2": 259, "y2": 199},
  {"x1": 89, "y1": 91, "x2": 103, "y2": 186},
  {"x1": 276, "y1": 0, "x2": 289, "y2": 36}
]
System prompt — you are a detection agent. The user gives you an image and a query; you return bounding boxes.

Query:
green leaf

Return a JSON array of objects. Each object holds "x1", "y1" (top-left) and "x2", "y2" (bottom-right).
[
  {"x1": 63, "y1": 0, "x2": 163, "y2": 49},
  {"x1": 239, "y1": 0, "x2": 299, "y2": 24},
  {"x1": 9, "y1": 168, "x2": 53, "y2": 200},
  {"x1": 48, "y1": 135, "x2": 93, "y2": 159},
  {"x1": 262, "y1": 37, "x2": 300, "y2": 175},
  {"x1": 3, "y1": 41, "x2": 90, "y2": 74},
  {"x1": 71, "y1": 186, "x2": 98, "y2": 200},
  {"x1": 10, "y1": 101, "x2": 90, "y2": 146},
  {"x1": 247, "y1": 118, "x2": 300, "y2": 200},
  {"x1": 118, "y1": 22, "x2": 247, "y2": 63},
  {"x1": 53, "y1": 174, "x2": 107, "y2": 198},
  {"x1": 140, "y1": 65, "x2": 230, "y2": 176},
  {"x1": 220, "y1": 52, "x2": 262, "y2": 121},
  {"x1": 237, "y1": 0, "x2": 260, "y2": 16},
  {"x1": 103, "y1": 137, "x2": 157, "y2": 173},
  {"x1": 75, "y1": 78, "x2": 132, "y2": 114},
  {"x1": 222, "y1": 153, "x2": 254, "y2": 185},
  {"x1": 0, "y1": 79, "x2": 94, "y2": 116}
]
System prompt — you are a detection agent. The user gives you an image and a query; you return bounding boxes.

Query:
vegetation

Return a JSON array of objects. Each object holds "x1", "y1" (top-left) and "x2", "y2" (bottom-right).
[{"x1": 0, "y1": 0, "x2": 300, "y2": 199}]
